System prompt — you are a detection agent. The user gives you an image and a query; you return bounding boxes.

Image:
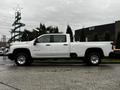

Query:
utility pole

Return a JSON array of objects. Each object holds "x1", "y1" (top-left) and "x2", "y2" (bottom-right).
[{"x1": 2, "y1": 35, "x2": 6, "y2": 43}]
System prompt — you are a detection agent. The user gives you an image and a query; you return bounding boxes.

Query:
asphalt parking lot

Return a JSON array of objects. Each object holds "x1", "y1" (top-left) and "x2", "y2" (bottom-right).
[{"x1": 0, "y1": 56, "x2": 120, "y2": 90}]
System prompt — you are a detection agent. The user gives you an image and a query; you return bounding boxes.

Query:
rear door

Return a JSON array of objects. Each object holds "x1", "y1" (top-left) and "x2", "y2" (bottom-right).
[{"x1": 50, "y1": 35, "x2": 70, "y2": 57}]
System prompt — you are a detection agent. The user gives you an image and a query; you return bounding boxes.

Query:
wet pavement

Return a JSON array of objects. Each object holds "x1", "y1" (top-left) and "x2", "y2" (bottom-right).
[{"x1": 0, "y1": 56, "x2": 120, "y2": 90}]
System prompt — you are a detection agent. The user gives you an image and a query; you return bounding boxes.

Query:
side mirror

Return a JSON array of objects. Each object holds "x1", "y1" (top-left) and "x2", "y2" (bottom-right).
[{"x1": 33, "y1": 38, "x2": 38, "y2": 45}]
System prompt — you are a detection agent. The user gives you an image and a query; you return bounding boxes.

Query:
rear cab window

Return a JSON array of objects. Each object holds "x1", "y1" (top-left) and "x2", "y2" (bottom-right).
[{"x1": 51, "y1": 35, "x2": 66, "y2": 43}]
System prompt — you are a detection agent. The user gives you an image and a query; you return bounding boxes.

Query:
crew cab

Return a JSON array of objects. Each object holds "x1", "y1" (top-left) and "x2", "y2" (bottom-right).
[{"x1": 7, "y1": 34, "x2": 113, "y2": 66}]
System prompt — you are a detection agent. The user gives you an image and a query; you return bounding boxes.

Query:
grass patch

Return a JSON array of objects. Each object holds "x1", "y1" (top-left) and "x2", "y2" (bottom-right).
[{"x1": 103, "y1": 59, "x2": 120, "y2": 63}]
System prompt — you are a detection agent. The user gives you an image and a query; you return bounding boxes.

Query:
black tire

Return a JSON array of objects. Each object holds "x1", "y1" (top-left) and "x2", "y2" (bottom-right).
[
  {"x1": 85, "y1": 52, "x2": 101, "y2": 66},
  {"x1": 15, "y1": 52, "x2": 32, "y2": 66}
]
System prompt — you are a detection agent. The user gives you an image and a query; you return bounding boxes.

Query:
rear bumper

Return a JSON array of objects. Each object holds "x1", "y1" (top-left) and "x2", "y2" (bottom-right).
[
  {"x1": 109, "y1": 51, "x2": 120, "y2": 58},
  {"x1": 101, "y1": 52, "x2": 114, "y2": 59},
  {"x1": 109, "y1": 52, "x2": 114, "y2": 57}
]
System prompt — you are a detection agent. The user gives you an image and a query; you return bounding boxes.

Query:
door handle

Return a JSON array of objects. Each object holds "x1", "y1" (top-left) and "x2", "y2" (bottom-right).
[
  {"x1": 63, "y1": 44, "x2": 68, "y2": 46},
  {"x1": 46, "y1": 44, "x2": 51, "y2": 46}
]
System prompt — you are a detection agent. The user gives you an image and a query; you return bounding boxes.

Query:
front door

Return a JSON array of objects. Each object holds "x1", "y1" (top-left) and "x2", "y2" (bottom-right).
[{"x1": 32, "y1": 34, "x2": 69, "y2": 58}]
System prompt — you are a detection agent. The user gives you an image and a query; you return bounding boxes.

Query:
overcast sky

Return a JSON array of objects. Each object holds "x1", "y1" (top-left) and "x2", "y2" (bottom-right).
[{"x1": 0, "y1": 0, "x2": 120, "y2": 38}]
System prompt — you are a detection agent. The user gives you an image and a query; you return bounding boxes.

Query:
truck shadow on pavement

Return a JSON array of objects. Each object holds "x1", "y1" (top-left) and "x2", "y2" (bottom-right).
[
  {"x1": 7, "y1": 64, "x2": 114, "y2": 73},
  {"x1": 5, "y1": 61, "x2": 115, "y2": 73},
  {"x1": 19, "y1": 62, "x2": 114, "y2": 70}
]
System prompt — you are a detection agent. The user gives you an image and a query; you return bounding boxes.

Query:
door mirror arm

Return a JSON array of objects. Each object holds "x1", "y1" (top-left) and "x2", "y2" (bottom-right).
[{"x1": 33, "y1": 38, "x2": 38, "y2": 45}]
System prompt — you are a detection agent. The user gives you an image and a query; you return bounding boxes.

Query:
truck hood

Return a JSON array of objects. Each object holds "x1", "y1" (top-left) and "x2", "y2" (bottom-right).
[{"x1": 10, "y1": 41, "x2": 31, "y2": 46}]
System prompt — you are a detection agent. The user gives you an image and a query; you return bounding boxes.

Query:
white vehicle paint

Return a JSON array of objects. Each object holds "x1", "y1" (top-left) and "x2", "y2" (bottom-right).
[{"x1": 7, "y1": 34, "x2": 113, "y2": 66}]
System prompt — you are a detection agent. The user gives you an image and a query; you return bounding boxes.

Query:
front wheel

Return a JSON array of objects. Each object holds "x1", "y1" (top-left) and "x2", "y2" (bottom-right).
[
  {"x1": 86, "y1": 52, "x2": 101, "y2": 66},
  {"x1": 15, "y1": 52, "x2": 32, "y2": 66}
]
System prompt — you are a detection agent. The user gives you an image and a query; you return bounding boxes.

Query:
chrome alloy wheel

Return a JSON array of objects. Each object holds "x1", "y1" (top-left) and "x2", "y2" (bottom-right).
[
  {"x1": 17, "y1": 55, "x2": 26, "y2": 65},
  {"x1": 90, "y1": 55, "x2": 99, "y2": 64}
]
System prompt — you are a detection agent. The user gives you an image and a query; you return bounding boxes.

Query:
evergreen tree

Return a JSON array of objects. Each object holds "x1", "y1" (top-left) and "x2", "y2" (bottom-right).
[
  {"x1": 54, "y1": 27, "x2": 59, "y2": 33},
  {"x1": 17, "y1": 23, "x2": 60, "y2": 42},
  {"x1": 66, "y1": 25, "x2": 73, "y2": 42},
  {"x1": 9, "y1": 10, "x2": 25, "y2": 43},
  {"x1": 47, "y1": 26, "x2": 53, "y2": 33},
  {"x1": 36, "y1": 23, "x2": 59, "y2": 34},
  {"x1": 46, "y1": 26, "x2": 59, "y2": 33},
  {"x1": 32, "y1": 29, "x2": 39, "y2": 38},
  {"x1": 36, "y1": 23, "x2": 46, "y2": 35},
  {"x1": 21, "y1": 30, "x2": 28, "y2": 41},
  {"x1": 21, "y1": 29, "x2": 34, "y2": 41}
]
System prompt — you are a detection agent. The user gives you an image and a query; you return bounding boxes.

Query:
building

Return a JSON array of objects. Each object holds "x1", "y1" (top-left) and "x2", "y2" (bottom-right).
[
  {"x1": 0, "y1": 35, "x2": 8, "y2": 48},
  {"x1": 75, "y1": 21, "x2": 120, "y2": 42},
  {"x1": 0, "y1": 42, "x2": 7, "y2": 48}
]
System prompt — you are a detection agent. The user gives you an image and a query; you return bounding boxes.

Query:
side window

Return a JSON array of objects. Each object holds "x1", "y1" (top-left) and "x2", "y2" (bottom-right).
[
  {"x1": 38, "y1": 35, "x2": 50, "y2": 43},
  {"x1": 52, "y1": 35, "x2": 66, "y2": 43}
]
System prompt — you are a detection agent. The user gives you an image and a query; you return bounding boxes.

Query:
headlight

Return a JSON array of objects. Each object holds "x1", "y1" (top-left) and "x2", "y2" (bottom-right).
[{"x1": 5, "y1": 48, "x2": 9, "y2": 52}]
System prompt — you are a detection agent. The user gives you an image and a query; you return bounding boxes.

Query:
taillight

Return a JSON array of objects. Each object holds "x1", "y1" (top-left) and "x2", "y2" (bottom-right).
[
  {"x1": 111, "y1": 41, "x2": 115, "y2": 50},
  {"x1": 112, "y1": 45, "x2": 115, "y2": 50}
]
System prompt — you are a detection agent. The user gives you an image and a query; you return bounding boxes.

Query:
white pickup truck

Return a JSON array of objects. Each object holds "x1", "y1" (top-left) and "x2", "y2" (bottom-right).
[{"x1": 7, "y1": 34, "x2": 113, "y2": 66}]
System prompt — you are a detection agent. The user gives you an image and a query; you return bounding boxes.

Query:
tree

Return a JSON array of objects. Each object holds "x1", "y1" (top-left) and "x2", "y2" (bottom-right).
[
  {"x1": 54, "y1": 27, "x2": 59, "y2": 33},
  {"x1": 21, "y1": 29, "x2": 36, "y2": 41},
  {"x1": 11, "y1": 11, "x2": 25, "y2": 42},
  {"x1": 21, "y1": 30, "x2": 28, "y2": 41},
  {"x1": 36, "y1": 23, "x2": 59, "y2": 34},
  {"x1": 66, "y1": 25, "x2": 73, "y2": 42},
  {"x1": 46, "y1": 26, "x2": 59, "y2": 33},
  {"x1": 32, "y1": 29, "x2": 39, "y2": 38},
  {"x1": 12, "y1": 23, "x2": 60, "y2": 42},
  {"x1": 36, "y1": 23, "x2": 47, "y2": 35}
]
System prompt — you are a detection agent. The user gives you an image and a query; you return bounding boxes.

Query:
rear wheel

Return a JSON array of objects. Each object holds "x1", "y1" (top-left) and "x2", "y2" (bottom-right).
[
  {"x1": 15, "y1": 52, "x2": 32, "y2": 66},
  {"x1": 86, "y1": 52, "x2": 101, "y2": 66}
]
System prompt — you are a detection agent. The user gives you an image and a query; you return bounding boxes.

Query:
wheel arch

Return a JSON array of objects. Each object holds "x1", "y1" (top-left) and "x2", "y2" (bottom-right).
[
  {"x1": 85, "y1": 48, "x2": 104, "y2": 58},
  {"x1": 13, "y1": 48, "x2": 31, "y2": 59}
]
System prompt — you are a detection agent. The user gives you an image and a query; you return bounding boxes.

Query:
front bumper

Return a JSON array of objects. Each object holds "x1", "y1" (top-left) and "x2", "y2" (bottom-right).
[{"x1": 7, "y1": 53, "x2": 14, "y2": 60}]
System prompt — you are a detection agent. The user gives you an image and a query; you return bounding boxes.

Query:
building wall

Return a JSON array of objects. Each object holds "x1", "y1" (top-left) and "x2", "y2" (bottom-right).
[
  {"x1": 75, "y1": 23, "x2": 116, "y2": 42},
  {"x1": 75, "y1": 30, "x2": 81, "y2": 41},
  {"x1": 0, "y1": 42, "x2": 7, "y2": 48},
  {"x1": 115, "y1": 21, "x2": 120, "y2": 41}
]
